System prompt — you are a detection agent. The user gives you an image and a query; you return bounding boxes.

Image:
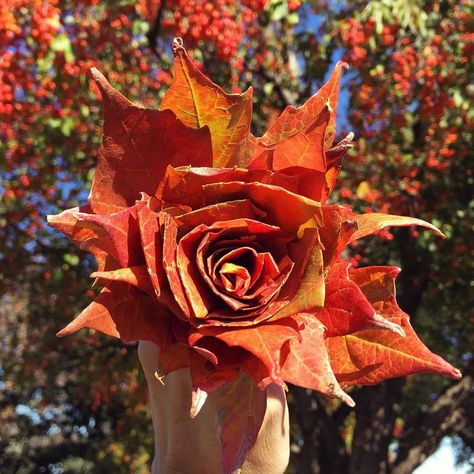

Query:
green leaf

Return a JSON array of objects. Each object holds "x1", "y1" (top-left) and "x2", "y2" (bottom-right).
[
  {"x1": 288, "y1": 12, "x2": 299, "y2": 25},
  {"x1": 64, "y1": 254, "x2": 80, "y2": 266},
  {"x1": 268, "y1": 0, "x2": 288, "y2": 22},
  {"x1": 263, "y1": 82, "x2": 274, "y2": 96},
  {"x1": 51, "y1": 33, "x2": 75, "y2": 62},
  {"x1": 60, "y1": 116, "x2": 75, "y2": 137}
]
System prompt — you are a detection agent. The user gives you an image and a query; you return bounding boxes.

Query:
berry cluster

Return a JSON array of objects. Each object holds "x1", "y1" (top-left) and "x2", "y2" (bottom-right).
[
  {"x1": 338, "y1": 4, "x2": 471, "y2": 215},
  {"x1": 139, "y1": 0, "x2": 268, "y2": 61}
]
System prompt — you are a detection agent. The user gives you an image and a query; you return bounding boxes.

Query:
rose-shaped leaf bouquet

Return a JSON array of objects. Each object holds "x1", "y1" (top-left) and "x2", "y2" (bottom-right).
[{"x1": 48, "y1": 38, "x2": 461, "y2": 473}]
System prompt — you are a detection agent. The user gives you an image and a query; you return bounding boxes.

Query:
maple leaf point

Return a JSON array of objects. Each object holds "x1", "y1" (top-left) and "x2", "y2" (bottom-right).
[
  {"x1": 154, "y1": 371, "x2": 166, "y2": 386},
  {"x1": 372, "y1": 312, "x2": 406, "y2": 337},
  {"x1": 191, "y1": 388, "x2": 208, "y2": 418}
]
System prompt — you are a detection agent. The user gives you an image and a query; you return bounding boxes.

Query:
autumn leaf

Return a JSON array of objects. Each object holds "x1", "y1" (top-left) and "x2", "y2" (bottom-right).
[
  {"x1": 91, "y1": 265, "x2": 155, "y2": 297},
  {"x1": 318, "y1": 205, "x2": 357, "y2": 268},
  {"x1": 189, "y1": 350, "x2": 240, "y2": 417},
  {"x1": 161, "y1": 38, "x2": 253, "y2": 168},
  {"x1": 47, "y1": 205, "x2": 115, "y2": 272},
  {"x1": 189, "y1": 318, "x2": 300, "y2": 384},
  {"x1": 316, "y1": 261, "x2": 405, "y2": 337},
  {"x1": 159, "y1": 164, "x2": 300, "y2": 208},
  {"x1": 253, "y1": 61, "x2": 348, "y2": 172},
  {"x1": 274, "y1": 239, "x2": 325, "y2": 319},
  {"x1": 202, "y1": 180, "x2": 323, "y2": 234},
  {"x1": 136, "y1": 200, "x2": 166, "y2": 296},
  {"x1": 268, "y1": 106, "x2": 330, "y2": 172},
  {"x1": 325, "y1": 266, "x2": 461, "y2": 386},
  {"x1": 214, "y1": 373, "x2": 266, "y2": 474},
  {"x1": 281, "y1": 314, "x2": 355, "y2": 406},
  {"x1": 89, "y1": 67, "x2": 212, "y2": 214},
  {"x1": 349, "y1": 212, "x2": 445, "y2": 243},
  {"x1": 66, "y1": 200, "x2": 145, "y2": 268},
  {"x1": 57, "y1": 282, "x2": 171, "y2": 349}
]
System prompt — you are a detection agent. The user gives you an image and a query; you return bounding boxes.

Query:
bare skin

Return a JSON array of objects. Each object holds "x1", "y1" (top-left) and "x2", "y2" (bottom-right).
[{"x1": 138, "y1": 341, "x2": 290, "y2": 474}]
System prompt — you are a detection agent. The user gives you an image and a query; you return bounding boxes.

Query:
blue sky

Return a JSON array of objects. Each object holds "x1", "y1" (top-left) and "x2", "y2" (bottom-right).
[{"x1": 414, "y1": 439, "x2": 470, "y2": 474}]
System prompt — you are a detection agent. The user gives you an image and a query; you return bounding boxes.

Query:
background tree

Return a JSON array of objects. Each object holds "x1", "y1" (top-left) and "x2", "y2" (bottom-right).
[{"x1": 0, "y1": 0, "x2": 472, "y2": 472}]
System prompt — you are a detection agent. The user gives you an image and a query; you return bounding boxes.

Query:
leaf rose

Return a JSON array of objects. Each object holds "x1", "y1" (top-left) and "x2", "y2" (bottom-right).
[{"x1": 48, "y1": 39, "x2": 461, "y2": 474}]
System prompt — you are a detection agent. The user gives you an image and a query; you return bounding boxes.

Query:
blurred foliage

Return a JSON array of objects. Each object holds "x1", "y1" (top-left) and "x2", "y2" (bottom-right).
[{"x1": 0, "y1": 0, "x2": 472, "y2": 472}]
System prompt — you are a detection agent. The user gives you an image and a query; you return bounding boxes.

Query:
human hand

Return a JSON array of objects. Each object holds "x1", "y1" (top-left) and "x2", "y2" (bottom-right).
[{"x1": 138, "y1": 340, "x2": 290, "y2": 474}]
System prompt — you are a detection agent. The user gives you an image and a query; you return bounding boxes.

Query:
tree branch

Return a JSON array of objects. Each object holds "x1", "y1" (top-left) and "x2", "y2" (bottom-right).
[
  {"x1": 147, "y1": 0, "x2": 166, "y2": 50},
  {"x1": 290, "y1": 387, "x2": 349, "y2": 473},
  {"x1": 256, "y1": 65, "x2": 294, "y2": 107},
  {"x1": 146, "y1": 0, "x2": 169, "y2": 65},
  {"x1": 349, "y1": 378, "x2": 405, "y2": 474}
]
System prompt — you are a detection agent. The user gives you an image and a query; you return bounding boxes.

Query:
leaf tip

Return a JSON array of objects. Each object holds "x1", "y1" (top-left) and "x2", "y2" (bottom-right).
[
  {"x1": 451, "y1": 367, "x2": 462, "y2": 380},
  {"x1": 89, "y1": 67, "x2": 110, "y2": 97},
  {"x1": 46, "y1": 213, "x2": 62, "y2": 227},
  {"x1": 422, "y1": 220, "x2": 445, "y2": 239},
  {"x1": 428, "y1": 225, "x2": 445, "y2": 239},
  {"x1": 172, "y1": 37, "x2": 185, "y2": 55},
  {"x1": 89, "y1": 66, "x2": 107, "y2": 89},
  {"x1": 337, "y1": 60, "x2": 349, "y2": 70},
  {"x1": 372, "y1": 313, "x2": 406, "y2": 337},
  {"x1": 190, "y1": 388, "x2": 208, "y2": 418},
  {"x1": 154, "y1": 371, "x2": 166, "y2": 385},
  {"x1": 88, "y1": 67, "x2": 133, "y2": 111},
  {"x1": 339, "y1": 61, "x2": 350, "y2": 69},
  {"x1": 325, "y1": 98, "x2": 334, "y2": 114},
  {"x1": 392, "y1": 266, "x2": 402, "y2": 276},
  {"x1": 346, "y1": 396, "x2": 356, "y2": 408},
  {"x1": 242, "y1": 86, "x2": 254, "y2": 98},
  {"x1": 335, "y1": 386, "x2": 355, "y2": 407},
  {"x1": 326, "y1": 381, "x2": 355, "y2": 407},
  {"x1": 56, "y1": 327, "x2": 69, "y2": 337}
]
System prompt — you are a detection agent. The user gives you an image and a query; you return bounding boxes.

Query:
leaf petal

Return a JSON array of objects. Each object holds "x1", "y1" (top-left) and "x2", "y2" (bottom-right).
[
  {"x1": 159, "y1": 165, "x2": 300, "y2": 209},
  {"x1": 318, "y1": 205, "x2": 357, "y2": 268},
  {"x1": 214, "y1": 373, "x2": 266, "y2": 474},
  {"x1": 136, "y1": 202, "x2": 165, "y2": 295},
  {"x1": 57, "y1": 282, "x2": 171, "y2": 349},
  {"x1": 89, "y1": 67, "x2": 212, "y2": 213},
  {"x1": 202, "y1": 181, "x2": 323, "y2": 234},
  {"x1": 315, "y1": 261, "x2": 404, "y2": 337},
  {"x1": 48, "y1": 201, "x2": 147, "y2": 271},
  {"x1": 271, "y1": 106, "x2": 330, "y2": 172},
  {"x1": 176, "y1": 224, "x2": 217, "y2": 319},
  {"x1": 275, "y1": 167, "x2": 329, "y2": 203},
  {"x1": 349, "y1": 213, "x2": 445, "y2": 243},
  {"x1": 190, "y1": 319, "x2": 300, "y2": 384},
  {"x1": 47, "y1": 205, "x2": 115, "y2": 272},
  {"x1": 158, "y1": 343, "x2": 190, "y2": 376},
  {"x1": 176, "y1": 199, "x2": 265, "y2": 229},
  {"x1": 161, "y1": 213, "x2": 193, "y2": 318},
  {"x1": 189, "y1": 350, "x2": 239, "y2": 417},
  {"x1": 91, "y1": 265, "x2": 155, "y2": 296},
  {"x1": 325, "y1": 266, "x2": 461, "y2": 386},
  {"x1": 253, "y1": 61, "x2": 348, "y2": 171},
  {"x1": 204, "y1": 300, "x2": 290, "y2": 327},
  {"x1": 136, "y1": 202, "x2": 184, "y2": 315},
  {"x1": 71, "y1": 202, "x2": 145, "y2": 268},
  {"x1": 274, "y1": 236, "x2": 325, "y2": 319},
  {"x1": 281, "y1": 314, "x2": 355, "y2": 406},
  {"x1": 161, "y1": 39, "x2": 253, "y2": 168}
]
